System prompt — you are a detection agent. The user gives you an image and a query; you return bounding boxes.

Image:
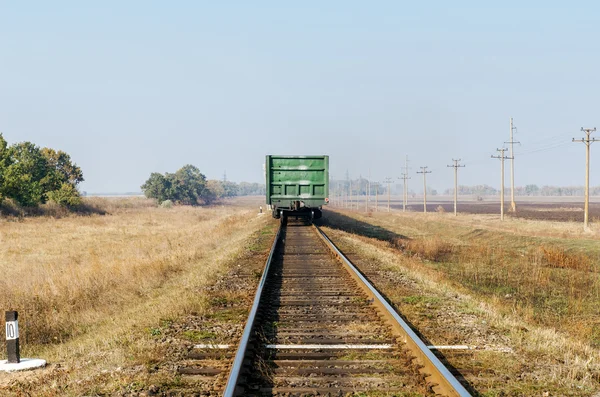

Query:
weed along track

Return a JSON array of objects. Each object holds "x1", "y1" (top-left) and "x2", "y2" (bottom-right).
[{"x1": 224, "y1": 219, "x2": 471, "y2": 396}]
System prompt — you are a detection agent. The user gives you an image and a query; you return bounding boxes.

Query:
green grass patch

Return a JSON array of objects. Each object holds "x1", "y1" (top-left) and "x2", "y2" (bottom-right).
[
  {"x1": 182, "y1": 330, "x2": 217, "y2": 341},
  {"x1": 401, "y1": 295, "x2": 441, "y2": 306},
  {"x1": 206, "y1": 307, "x2": 247, "y2": 322}
]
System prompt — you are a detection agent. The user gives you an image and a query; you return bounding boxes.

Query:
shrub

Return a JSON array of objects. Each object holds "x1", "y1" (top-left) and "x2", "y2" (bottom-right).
[
  {"x1": 539, "y1": 246, "x2": 592, "y2": 272},
  {"x1": 395, "y1": 236, "x2": 454, "y2": 262},
  {"x1": 46, "y1": 183, "x2": 82, "y2": 207},
  {"x1": 160, "y1": 200, "x2": 173, "y2": 208}
]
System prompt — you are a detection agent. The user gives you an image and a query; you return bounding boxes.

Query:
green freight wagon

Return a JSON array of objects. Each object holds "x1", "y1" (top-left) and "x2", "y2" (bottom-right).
[{"x1": 265, "y1": 155, "x2": 329, "y2": 220}]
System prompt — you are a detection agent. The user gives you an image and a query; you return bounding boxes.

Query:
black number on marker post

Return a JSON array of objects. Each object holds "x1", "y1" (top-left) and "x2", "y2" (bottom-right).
[{"x1": 6, "y1": 323, "x2": 16, "y2": 339}]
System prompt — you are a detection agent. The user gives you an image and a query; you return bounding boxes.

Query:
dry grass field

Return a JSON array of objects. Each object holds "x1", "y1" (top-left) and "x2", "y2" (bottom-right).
[
  {"x1": 4, "y1": 195, "x2": 599, "y2": 395},
  {"x1": 0, "y1": 196, "x2": 269, "y2": 395},
  {"x1": 321, "y1": 207, "x2": 600, "y2": 395}
]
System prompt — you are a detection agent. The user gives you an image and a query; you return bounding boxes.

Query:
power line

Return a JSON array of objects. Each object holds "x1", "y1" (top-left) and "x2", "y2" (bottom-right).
[
  {"x1": 523, "y1": 131, "x2": 573, "y2": 147},
  {"x1": 515, "y1": 130, "x2": 580, "y2": 156},
  {"x1": 515, "y1": 141, "x2": 571, "y2": 156}
]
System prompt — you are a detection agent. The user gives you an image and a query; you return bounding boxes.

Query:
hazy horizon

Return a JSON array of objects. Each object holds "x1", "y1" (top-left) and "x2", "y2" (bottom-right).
[{"x1": 2, "y1": 2, "x2": 599, "y2": 193}]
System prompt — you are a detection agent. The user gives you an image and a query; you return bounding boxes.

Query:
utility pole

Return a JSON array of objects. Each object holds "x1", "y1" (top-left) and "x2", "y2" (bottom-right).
[
  {"x1": 447, "y1": 159, "x2": 465, "y2": 216},
  {"x1": 349, "y1": 178, "x2": 352, "y2": 210},
  {"x1": 365, "y1": 178, "x2": 368, "y2": 212},
  {"x1": 345, "y1": 182, "x2": 349, "y2": 209},
  {"x1": 366, "y1": 169, "x2": 371, "y2": 212},
  {"x1": 356, "y1": 179, "x2": 359, "y2": 210},
  {"x1": 360, "y1": 174, "x2": 366, "y2": 212},
  {"x1": 374, "y1": 182, "x2": 379, "y2": 211},
  {"x1": 400, "y1": 174, "x2": 409, "y2": 212},
  {"x1": 573, "y1": 127, "x2": 597, "y2": 230},
  {"x1": 331, "y1": 178, "x2": 335, "y2": 206},
  {"x1": 332, "y1": 179, "x2": 336, "y2": 206},
  {"x1": 333, "y1": 182, "x2": 340, "y2": 207},
  {"x1": 384, "y1": 177, "x2": 393, "y2": 212},
  {"x1": 491, "y1": 148, "x2": 512, "y2": 221},
  {"x1": 347, "y1": 174, "x2": 351, "y2": 208},
  {"x1": 345, "y1": 170, "x2": 350, "y2": 209},
  {"x1": 505, "y1": 118, "x2": 519, "y2": 212},
  {"x1": 416, "y1": 167, "x2": 432, "y2": 213},
  {"x1": 353, "y1": 178, "x2": 357, "y2": 210},
  {"x1": 401, "y1": 156, "x2": 411, "y2": 212}
]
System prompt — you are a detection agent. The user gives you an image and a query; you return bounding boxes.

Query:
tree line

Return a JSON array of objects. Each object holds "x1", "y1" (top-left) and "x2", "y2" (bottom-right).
[
  {"x1": 0, "y1": 134, "x2": 83, "y2": 207},
  {"x1": 141, "y1": 165, "x2": 265, "y2": 205}
]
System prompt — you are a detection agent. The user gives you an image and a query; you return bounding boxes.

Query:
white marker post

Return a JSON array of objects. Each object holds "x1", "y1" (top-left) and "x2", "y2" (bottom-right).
[{"x1": 6, "y1": 311, "x2": 19, "y2": 364}]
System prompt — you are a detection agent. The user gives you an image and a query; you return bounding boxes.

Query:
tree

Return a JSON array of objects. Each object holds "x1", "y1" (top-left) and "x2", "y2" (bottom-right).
[
  {"x1": 238, "y1": 182, "x2": 266, "y2": 196},
  {"x1": 40, "y1": 148, "x2": 84, "y2": 191},
  {"x1": 0, "y1": 134, "x2": 10, "y2": 204},
  {"x1": 141, "y1": 165, "x2": 209, "y2": 205},
  {"x1": 222, "y1": 181, "x2": 239, "y2": 197},
  {"x1": 141, "y1": 172, "x2": 171, "y2": 203},
  {"x1": 2, "y1": 142, "x2": 47, "y2": 206},
  {"x1": 0, "y1": 134, "x2": 84, "y2": 208},
  {"x1": 524, "y1": 184, "x2": 539, "y2": 196},
  {"x1": 206, "y1": 180, "x2": 225, "y2": 203},
  {"x1": 40, "y1": 148, "x2": 84, "y2": 206},
  {"x1": 170, "y1": 165, "x2": 208, "y2": 205}
]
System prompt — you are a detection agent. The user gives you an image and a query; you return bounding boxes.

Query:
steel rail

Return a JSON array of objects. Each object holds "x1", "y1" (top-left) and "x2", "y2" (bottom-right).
[
  {"x1": 314, "y1": 225, "x2": 472, "y2": 397},
  {"x1": 223, "y1": 221, "x2": 282, "y2": 397}
]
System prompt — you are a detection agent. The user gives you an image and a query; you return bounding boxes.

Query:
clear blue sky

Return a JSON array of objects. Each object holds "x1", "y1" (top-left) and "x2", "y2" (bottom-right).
[{"x1": 1, "y1": 1, "x2": 598, "y2": 193}]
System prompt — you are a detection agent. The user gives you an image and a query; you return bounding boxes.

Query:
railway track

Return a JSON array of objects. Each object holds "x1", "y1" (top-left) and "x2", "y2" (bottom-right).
[{"x1": 222, "y1": 218, "x2": 471, "y2": 396}]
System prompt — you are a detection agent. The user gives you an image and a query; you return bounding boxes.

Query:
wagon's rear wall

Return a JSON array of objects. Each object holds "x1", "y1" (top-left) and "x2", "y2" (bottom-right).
[{"x1": 266, "y1": 155, "x2": 329, "y2": 208}]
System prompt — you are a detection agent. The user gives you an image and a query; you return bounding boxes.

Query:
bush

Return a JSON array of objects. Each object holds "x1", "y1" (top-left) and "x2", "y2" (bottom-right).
[
  {"x1": 395, "y1": 236, "x2": 454, "y2": 262},
  {"x1": 46, "y1": 183, "x2": 82, "y2": 207},
  {"x1": 160, "y1": 200, "x2": 173, "y2": 208},
  {"x1": 539, "y1": 246, "x2": 591, "y2": 272}
]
